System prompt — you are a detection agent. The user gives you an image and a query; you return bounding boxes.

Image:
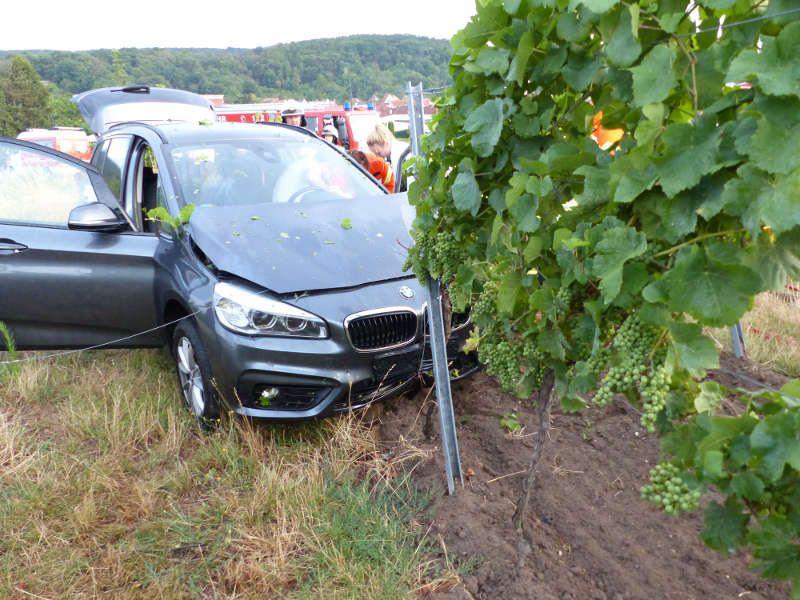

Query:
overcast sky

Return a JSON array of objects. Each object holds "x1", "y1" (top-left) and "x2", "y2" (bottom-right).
[{"x1": 3, "y1": 1, "x2": 478, "y2": 51}]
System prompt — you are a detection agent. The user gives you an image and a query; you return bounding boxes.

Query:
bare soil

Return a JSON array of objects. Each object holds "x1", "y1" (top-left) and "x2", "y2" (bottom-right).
[{"x1": 376, "y1": 352, "x2": 792, "y2": 600}]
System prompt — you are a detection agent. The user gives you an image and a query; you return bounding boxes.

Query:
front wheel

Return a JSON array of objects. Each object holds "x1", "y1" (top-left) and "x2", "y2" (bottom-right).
[{"x1": 172, "y1": 319, "x2": 220, "y2": 424}]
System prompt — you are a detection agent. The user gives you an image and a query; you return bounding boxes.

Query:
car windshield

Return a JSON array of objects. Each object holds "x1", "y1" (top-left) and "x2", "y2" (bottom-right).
[{"x1": 169, "y1": 137, "x2": 383, "y2": 207}]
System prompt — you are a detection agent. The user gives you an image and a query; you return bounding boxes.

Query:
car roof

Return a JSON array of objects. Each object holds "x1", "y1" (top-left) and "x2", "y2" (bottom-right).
[{"x1": 103, "y1": 121, "x2": 319, "y2": 146}]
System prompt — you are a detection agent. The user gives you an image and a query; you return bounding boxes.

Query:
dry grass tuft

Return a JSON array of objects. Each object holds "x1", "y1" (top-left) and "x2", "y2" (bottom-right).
[{"x1": 0, "y1": 410, "x2": 38, "y2": 481}]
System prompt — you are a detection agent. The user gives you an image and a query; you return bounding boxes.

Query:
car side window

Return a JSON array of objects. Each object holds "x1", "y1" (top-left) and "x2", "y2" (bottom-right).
[
  {"x1": 0, "y1": 140, "x2": 96, "y2": 226},
  {"x1": 304, "y1": 116, "x2": 319, "y2": 133},
  {"x1": 135, "y1": 144, "x2": 170, "y2": 234},
  {"x1": 101, "y1": 136, "x2": 133, "y2": 204}
]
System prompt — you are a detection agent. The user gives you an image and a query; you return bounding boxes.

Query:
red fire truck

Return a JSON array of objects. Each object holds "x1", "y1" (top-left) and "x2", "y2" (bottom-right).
[
  {"x1": 17, "y1": 127, "x2": 93, "y2": 162},
  {"x1": 214, "y1": 102, "x2": 380, "y2": 151},
  {"x1": 213, "y1": 103, "x2": 282, "y2": 124}
]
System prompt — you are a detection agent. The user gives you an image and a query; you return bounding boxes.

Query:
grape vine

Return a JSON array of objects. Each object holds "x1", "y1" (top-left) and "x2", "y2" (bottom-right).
[{"x1": 405, "y1": 0, "x2": 800, "y2": 593}]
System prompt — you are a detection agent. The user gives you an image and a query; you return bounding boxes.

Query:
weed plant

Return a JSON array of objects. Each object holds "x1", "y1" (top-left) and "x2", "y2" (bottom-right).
[{"x1": 0, "y1": 320, "x2": 19, "y2": 381}]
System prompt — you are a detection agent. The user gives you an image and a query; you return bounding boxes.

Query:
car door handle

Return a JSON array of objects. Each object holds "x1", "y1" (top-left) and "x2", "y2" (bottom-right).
[{"x1": 0, "y1": 239, "x2": 28, "y2": 254}]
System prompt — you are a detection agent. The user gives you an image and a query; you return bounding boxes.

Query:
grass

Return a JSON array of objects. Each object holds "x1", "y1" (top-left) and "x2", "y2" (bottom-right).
[
  {"x1": 707, "y1": 287, "x2": 800, "y2": 378},
  {"x1": 0, "y1": 348, "x2": 450, "y2": 599}
]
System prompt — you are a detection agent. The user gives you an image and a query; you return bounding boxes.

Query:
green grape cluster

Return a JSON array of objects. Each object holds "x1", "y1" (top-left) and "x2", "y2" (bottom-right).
[
  {"x1": 585, "y1": 347, "x2": 610, "y2": 377},
  {"x1": 640, "y1": 364, "x2": 670, "y2": 432},
  {"x1": 592, "y1": 314, "x2": 660, "y2": 407},
  {"x1": 522, "y1": 340, "x2": 546, "y2": 390},
  {"x1": 402, "y1": 230, "x2": 469, "y2": 285},
  {"x1": 402, "y1": 229, "x2": 431, "y2": 283},
  {"x1": 471, "y1": 286, "x2": 497, "y2": 327},
  {"x1": 478, "y1": 330, "x2": 547, "y2": 393},
  {"x1": 427, "y1": 231, "x2": 469, "y2": 283},
  {"x1": 641, "y1": 461, "x2": 702, "y2": 515},
  {"x1": 554, "y1": 284, "x2": 574, "y2": 313},
  {"x1": 480, "y1": 333, "x2": 524, "y2": 392}
]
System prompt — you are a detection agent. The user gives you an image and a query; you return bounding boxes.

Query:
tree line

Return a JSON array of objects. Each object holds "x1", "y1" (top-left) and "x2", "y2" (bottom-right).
[{"x1": 0, "y1": 35, "x2": 452, "y2": 136}]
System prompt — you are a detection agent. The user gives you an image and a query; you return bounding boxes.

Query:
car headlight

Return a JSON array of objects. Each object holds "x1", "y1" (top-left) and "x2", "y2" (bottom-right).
[{"x1": 213, "y1": 281, "x2": 328, "y2": 338}]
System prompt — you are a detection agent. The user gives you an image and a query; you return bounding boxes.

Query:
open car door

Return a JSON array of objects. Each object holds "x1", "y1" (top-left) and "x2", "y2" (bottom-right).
[{"x1": 0, "y1": 137, "x2": 162, "y2": 350}]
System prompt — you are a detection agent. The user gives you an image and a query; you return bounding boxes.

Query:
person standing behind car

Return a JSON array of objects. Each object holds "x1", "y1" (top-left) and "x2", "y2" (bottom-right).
[
  {"x1": 367, "y1": 123, "x2": 409, "y2": 191},
  {"x1": 281, "y1": 104, "x2": 306, "y2": 128},
  {"x1": 348, "y1": 150, "x2": 395, "y2": 193},
  {"x1": 366, "y1": 123, "x2": 407, "y2": 166},
  {"x1": 322, "y1": 124, "x2": 340, "y2": 146}
]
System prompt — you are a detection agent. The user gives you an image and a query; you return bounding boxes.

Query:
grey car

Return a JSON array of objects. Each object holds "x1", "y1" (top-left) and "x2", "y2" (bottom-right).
[{"x1": 0, "y1": 86, "x2": 476, "y2": 422}]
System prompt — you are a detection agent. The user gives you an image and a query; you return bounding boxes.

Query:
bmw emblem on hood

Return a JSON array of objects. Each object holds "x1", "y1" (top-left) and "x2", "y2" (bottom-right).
[{"x1": 399, "y1": 286, "x2": 415, "y2": 299}]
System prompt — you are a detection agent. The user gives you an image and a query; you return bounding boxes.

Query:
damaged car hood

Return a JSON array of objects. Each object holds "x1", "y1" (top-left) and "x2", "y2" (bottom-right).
[{"x1": 188, "y1": 193, "x2": 416, "y2": 294}]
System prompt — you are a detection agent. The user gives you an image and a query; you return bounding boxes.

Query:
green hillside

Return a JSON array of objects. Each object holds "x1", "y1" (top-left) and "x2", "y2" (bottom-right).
[{"x1": 1, "y1": 35, "x2": 452, "y2": 103}]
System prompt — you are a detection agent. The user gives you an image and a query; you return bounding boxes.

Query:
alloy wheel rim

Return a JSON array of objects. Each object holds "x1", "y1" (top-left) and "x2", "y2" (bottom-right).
[{"x1": 176, "y1": 336, "x2": 205, "y2": 416}]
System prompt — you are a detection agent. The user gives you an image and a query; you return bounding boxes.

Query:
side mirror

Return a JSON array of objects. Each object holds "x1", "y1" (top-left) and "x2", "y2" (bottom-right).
[{"x1": 68, "y1": 203, "x2": 127, "y2": 232}]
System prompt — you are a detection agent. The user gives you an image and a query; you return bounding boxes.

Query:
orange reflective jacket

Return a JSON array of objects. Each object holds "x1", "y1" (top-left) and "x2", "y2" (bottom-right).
[
  {"x1": 364, "y1": 152, "x2": 395, "y2": 193},
  {"x1": 592, "y1": 111, "x2": 624, "y2": 150}
]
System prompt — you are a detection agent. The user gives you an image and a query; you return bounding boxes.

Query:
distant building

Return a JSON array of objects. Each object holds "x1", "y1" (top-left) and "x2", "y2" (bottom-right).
[
  {"x1": 375, "y1": 96, "x2": 436, "y2": 118},
  {"x1": 202, "y1": 94, "x2": 225, "y2": 108}
]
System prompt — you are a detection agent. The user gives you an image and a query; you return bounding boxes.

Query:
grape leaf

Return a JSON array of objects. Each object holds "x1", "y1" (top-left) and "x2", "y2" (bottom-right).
[
  {"x1": 748, "y1": 518, "x2": 800, "y2": 589},
  {"x1": 488, "y1": 187, "x2": 506, "y2": 214},
  {"x1": 641, "y1": 187, "x2": 704, "y2": 244},
  {"x1": 496, "y1": 269, "x2": 523, "y2": 315},
  {"x1": 720, "y1": 164, "x2": 800, "y2": 238},
  {"x1": 475, "y1": 46, "x2": 511, "y2": 75},
  {"x1": 508, "y1": 193, "x2": 541, "y2": 232},
  {"x1": 654, "y1": 121, "x2": 723, "y2": 198},
  {"x1": 452, "y1": 167, "x2": 483, "y2": 216},
  {"x1": 610, "y1": 149, "x2": 658, "y2": 204},
  {"x1": 561, "y1": 394, "x2": 588, "y2": 412},
  {"x1": 729, "y1": 473, "x2": 766, "y2": 501},
  {"x1": 513, "y1": 31, "x2": 535, "y2": 85},
  {"x1": 557, "y1": 11, "x2": 591, "y2": 43},
  {"x1": 523, "y1": 235, "x2": 544, "y2": 262},
  {"x1": 605, "y1": 6, "x2": 642, "y2": 67},
  {"x1": 780, "y1": 379, "x2": 800, "y2": 401},
  {"x1": 727, "y1": 22, "x2": 800, "y2": 99},
  {"x1": 704, "y1": 450, "x2": 725, "y2": 479},
  {"x1": 575, "y1": 165, "x2": 610, "y2": 206},
  {"x1": 694, "y1": 381, "x2": 725, "y2": 414},
  {"x1": 750, "y1": 412, "x2": 800, "y2": 482},
  {"x1": 591, "y1": 226, "x2": 647, "y2": 304},
  {"x1": 571, "y1": 0, "x2": 619, "y2": 11},
  {"x1": 668, "y1": 321, "x2": 720, "y2": 376},
  {"x1": 662, "y1": 246, "x2": 760, "y2": 327},
  {"x1": 746, "y1": 117, "x2": 800, "y2": 175},
  {"x1": 464, "y1": 98, "x2": 506, "y2": 157},
  {"x1": 539, "y1": 327, "x2": 566, "y2": 360},
  {"x1": 745, "y1": 169, "x2": 800, "y2": 237},
  {"x1": 745, "y1": 229, "x2": 800, "y2": 292},
  {"x1": 630, "y1": 45, "x2": 677, "y2": 107},
  {"x1": 701, "y1": 498, "x2": 749, "y2": 553},
  {"x1": 562, "y1": 52, "x2": 602, "y2": 91}
]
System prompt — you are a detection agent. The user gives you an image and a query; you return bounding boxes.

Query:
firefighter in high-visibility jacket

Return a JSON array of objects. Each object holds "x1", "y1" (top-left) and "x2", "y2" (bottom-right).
[{"x1": 348, "y1": 150, "x2": 396, "y2": 193}]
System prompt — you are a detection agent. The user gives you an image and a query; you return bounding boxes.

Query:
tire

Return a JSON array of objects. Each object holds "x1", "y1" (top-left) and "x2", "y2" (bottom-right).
[{"x1": 172, "y1": 319, "x2": 220, "y2": 424}]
